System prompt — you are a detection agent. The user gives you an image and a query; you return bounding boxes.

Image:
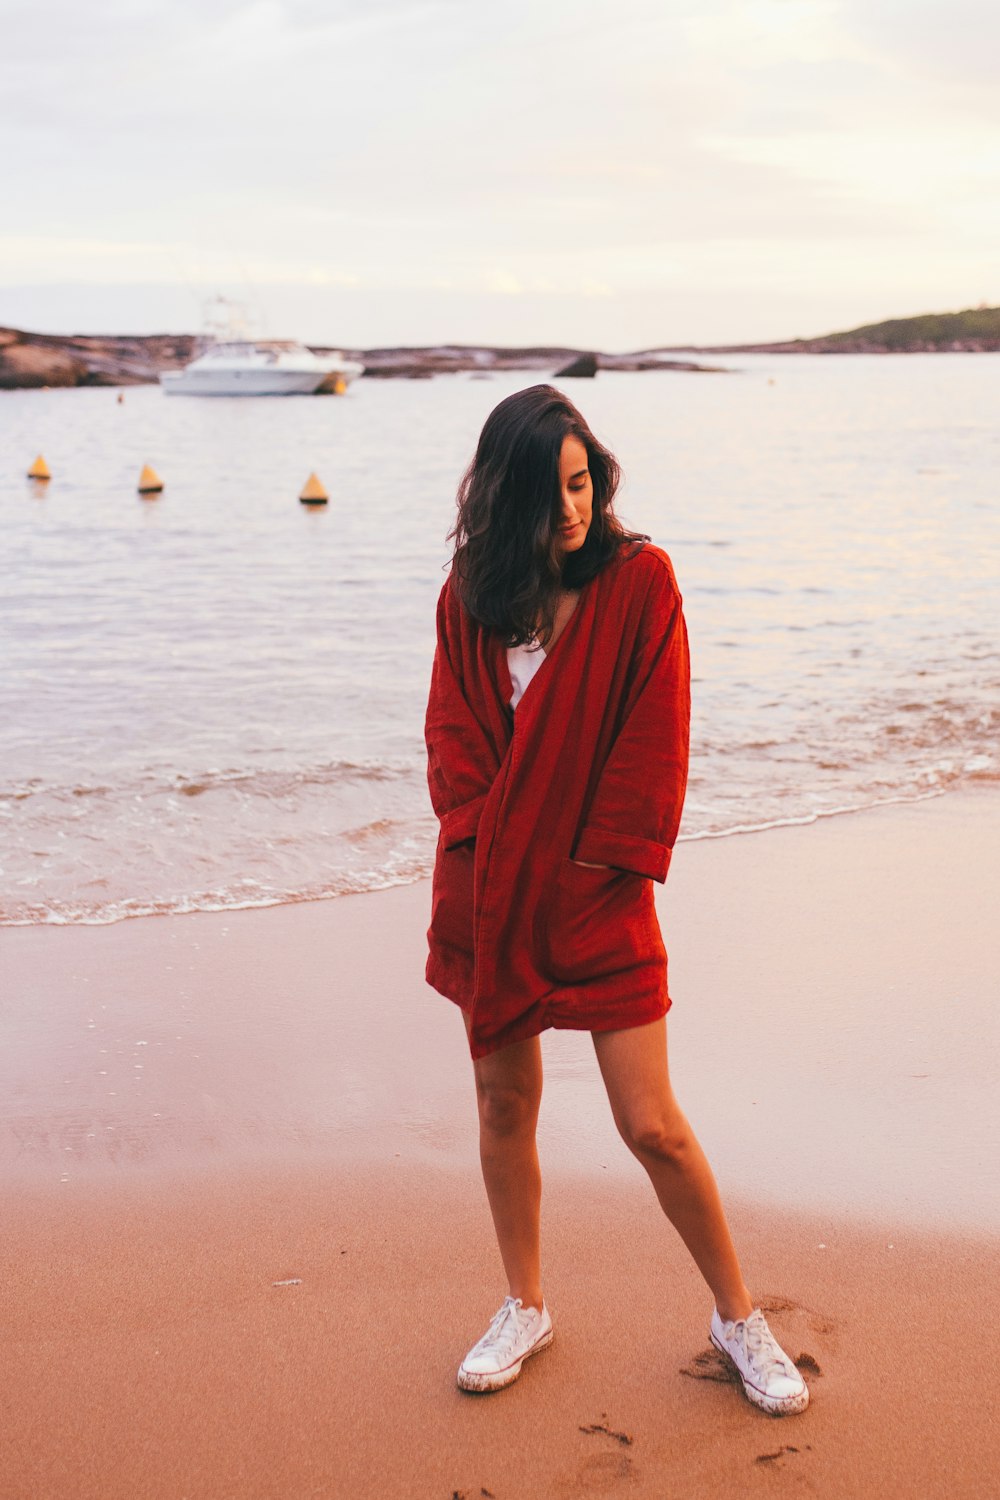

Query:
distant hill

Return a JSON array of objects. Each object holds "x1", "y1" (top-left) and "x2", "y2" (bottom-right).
[{"x1": 664, "y1": 305, "x2": 1000, "y2": 355}]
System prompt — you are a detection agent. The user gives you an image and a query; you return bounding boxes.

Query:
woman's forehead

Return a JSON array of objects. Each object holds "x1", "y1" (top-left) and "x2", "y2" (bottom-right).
[{"x1": 559, "y1": 432, "x2": 589, "y2": 469}]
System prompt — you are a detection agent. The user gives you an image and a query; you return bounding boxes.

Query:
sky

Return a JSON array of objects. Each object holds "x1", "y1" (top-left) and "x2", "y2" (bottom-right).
[{"x1": 2, "y1": 0, "x2": 998, "y2": 347}]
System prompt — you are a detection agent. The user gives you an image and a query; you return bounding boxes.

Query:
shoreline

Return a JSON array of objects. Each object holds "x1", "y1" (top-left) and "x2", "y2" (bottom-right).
[
  {"x1": 2, "y1": 787, "x2": 997, "y2": 1496},
  {"x1": 0, "y1": 780, "x2": 967, "y2": 930}
]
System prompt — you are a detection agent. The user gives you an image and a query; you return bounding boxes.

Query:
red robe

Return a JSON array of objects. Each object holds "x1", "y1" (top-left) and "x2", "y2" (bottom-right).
[{"x1": 424, "y1": 539, "x2": 691, "y2": 1060}]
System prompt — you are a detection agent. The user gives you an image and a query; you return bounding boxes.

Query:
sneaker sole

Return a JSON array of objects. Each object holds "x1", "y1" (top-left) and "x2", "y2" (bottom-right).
[
  {"x1": 456, "y1": 1326, "x2": 554, "y2": 1393},
  {"x1": 709, "y1": 1329, "x2": 810, "y2": 1416}
]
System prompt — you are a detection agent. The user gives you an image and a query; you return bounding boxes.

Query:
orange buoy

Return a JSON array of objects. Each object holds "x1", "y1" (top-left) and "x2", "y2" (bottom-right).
[
  {"x1": 332, "y1": 376, "x2": 347, "y2": 396},
  {"x1": 137, "y1": 464, "x2": 164, "y2": 494},
  {"x1": 27, "y1": 454, "x2": 51, "y2": 480},
  {"x1": 117, "y1": 392, "x2": 125, "y2": 404},
  {"x1": 299, "y1": 472, "x2": 329, "y2": 505}
]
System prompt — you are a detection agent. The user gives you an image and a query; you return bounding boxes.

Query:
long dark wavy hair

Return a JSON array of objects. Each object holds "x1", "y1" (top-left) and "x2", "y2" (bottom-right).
[{"x1": 445, "y1": 384, "x2": 650, "y2": 648}]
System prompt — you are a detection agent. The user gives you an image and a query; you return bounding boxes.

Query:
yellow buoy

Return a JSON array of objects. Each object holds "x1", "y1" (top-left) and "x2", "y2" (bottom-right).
[
  {"x1": 27, "y1": 454, "x2": 51, "y2": 480},
  {"x1": 299, "y1": 472, "x2": 329, "y2": 505},
  {"x1": 332, "y1": 376, "x2": 347, "y2": 396},
  {"x1": 138, "y1": 464, "x2": 164, "y2": 494}
]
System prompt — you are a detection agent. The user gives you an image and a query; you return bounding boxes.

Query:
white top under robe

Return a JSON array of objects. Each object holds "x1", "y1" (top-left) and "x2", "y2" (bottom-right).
[{"x1": 507, "y1": 640, "x2": 547, "y2": 709}]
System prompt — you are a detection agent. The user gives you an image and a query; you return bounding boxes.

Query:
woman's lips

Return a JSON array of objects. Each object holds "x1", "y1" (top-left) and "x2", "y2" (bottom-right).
[{"x1": 560, "y1": 521, "x2": 581, "y2": 533}]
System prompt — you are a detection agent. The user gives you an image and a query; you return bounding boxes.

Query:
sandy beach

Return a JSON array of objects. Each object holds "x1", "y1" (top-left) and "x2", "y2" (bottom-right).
[{"x1": 3, "y1": 787, "x2": 998, "y2": 1499}]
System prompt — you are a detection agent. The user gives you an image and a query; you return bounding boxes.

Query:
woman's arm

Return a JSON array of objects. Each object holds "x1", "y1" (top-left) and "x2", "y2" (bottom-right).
[
  {"x1": 572, "y1": 560, "x2": 691, "y2": 882},
  {"x1": 424, "y1": 578, "x2": 501, "y2": 848}
]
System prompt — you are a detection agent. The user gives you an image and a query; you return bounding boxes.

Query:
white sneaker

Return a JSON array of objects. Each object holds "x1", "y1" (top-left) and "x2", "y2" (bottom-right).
[
  {"x1": 709, "y1": 1306, "x2": 810, "y2": 1416},
  {"x1": 457, "y1": 1294, "x2": 554, "y2": 1392}
]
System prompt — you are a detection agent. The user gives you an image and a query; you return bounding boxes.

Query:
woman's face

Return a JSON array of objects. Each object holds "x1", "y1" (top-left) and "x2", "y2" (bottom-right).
[{"x1": 555, "y1": 433, "x2": 593, "y2": 552}]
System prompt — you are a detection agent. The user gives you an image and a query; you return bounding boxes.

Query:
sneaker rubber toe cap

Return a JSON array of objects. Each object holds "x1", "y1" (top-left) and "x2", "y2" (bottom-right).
[{"x1": 763, "y1": 1372, "x2": 806, "y2": 1402}]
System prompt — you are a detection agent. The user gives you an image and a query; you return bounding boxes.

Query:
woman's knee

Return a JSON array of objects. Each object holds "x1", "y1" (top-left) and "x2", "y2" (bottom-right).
[
  {"x1": 476, "y1": 1077, "x2": 540, "y2": 1138},
  {"x1": 618, "y1": 1108, "x2": 693, "y2": 1164}
]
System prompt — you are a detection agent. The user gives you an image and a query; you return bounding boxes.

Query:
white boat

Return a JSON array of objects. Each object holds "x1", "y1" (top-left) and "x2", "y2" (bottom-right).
[{"x1": 160, "y1": 339, "x2": 365, "y2": 397}]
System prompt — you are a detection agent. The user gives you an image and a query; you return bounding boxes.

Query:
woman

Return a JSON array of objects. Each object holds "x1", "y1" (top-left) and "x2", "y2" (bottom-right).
[{"x1": 423, "y1": 385, "x2": 808, "y2": 1418}]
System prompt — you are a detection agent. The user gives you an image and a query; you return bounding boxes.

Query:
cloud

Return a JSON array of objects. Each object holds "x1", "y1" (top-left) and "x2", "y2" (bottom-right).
[
  {"x1": 1, "y1": 0, "x2": 996, "y2": 342},
  {"x1": 485, "y1": 271, "x2": 524, "y2": 296},
  {"x1": 842, "y1": 0, "x2": 1000, "y2": 98}
]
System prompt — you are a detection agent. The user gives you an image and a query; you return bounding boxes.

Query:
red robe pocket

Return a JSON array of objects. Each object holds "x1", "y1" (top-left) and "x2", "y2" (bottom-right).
[
  {"x1": 542, "y1": 857, "x2": 665, "y2": 985},
  {"x1": 429, "y1": 836, "x2": 476, "y2": 957}
]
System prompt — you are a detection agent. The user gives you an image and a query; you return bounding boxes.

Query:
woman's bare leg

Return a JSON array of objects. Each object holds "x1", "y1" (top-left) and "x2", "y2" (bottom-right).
[
  {"x1": 591, "y1": 1016, "x2": 754, "y2": 1323},
  {"x1": 462, "y1": 1008, "x2": 545, "y2": 1312}
]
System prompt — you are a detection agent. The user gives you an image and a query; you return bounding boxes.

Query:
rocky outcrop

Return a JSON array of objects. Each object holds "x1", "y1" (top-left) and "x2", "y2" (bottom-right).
[
  {"x1": 555, "y1": 353, "x2": 598, "y2": 378},
  {"x1": 348, "y1": 346, "x2": 722, "y2": 378},
  {"x1": 0, "y1": 327, "x2": 724, "y2": 389},
  {"x1": 0, "y1": 327, "x2": 196, "y2": 389},
  {"x1": 346, "y1": 345, "x2": 589, "y2": 378},
  {"x1": 596, "y1": 353, "x2": 721, "y2": 372}
]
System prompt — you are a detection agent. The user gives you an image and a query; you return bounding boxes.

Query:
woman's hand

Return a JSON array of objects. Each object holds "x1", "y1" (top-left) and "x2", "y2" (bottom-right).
[{"x1": 571, "y1": 859, "x2": 612, "y2": 869}]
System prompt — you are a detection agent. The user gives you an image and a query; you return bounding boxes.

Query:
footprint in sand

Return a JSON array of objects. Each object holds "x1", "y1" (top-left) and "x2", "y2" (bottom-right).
[
  {"x1": 559, "y1": 1451, "x2": 634, "y2": 1491},
  {"x1": 758, "y1": 1292, "x2": 836, "y2": 1346},
  {"x1": 556, "y1": 1417, "x2": 636, "y2": 1493},
  {"x1": 579, "y1": 1421, "x2": 633, "y2": 1446},
  {"x1": 755, "y1": 1444, "x2": 813, "y2": 1466}
]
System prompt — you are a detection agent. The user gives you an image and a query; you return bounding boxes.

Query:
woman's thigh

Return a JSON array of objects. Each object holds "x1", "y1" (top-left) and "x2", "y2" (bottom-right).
[{"x1": 590, "y1": 1016, "x2": 685, "y2": 1141}]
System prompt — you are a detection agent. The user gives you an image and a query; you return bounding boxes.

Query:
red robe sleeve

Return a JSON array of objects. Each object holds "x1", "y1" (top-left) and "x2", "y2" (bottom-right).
[
  {"x1": 424, "y1": 579, "x2": 499, "y2": 849},
  {"x1": 573, "y1": 561, "x2": 691, "y2": 882}
]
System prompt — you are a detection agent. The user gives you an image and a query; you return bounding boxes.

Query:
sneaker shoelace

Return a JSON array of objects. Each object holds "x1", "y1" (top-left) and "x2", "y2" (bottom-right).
[
  {"x1": 740, "y1": 1314, "x2": 798, "y2": 1383},
  {"x1": 472, "y1": 1297, "x2": 530, "y2": 1361}
]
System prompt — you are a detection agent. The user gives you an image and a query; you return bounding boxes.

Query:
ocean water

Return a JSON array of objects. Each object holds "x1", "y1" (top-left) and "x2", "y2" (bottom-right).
[{"x1": 1, "y1": 354, "x2": 997, "y2": 925}]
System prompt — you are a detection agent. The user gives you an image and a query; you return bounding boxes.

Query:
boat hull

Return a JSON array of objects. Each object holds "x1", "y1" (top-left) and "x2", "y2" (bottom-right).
[{"x1": 160, "y1": 369, "x2": 328, "y2": 396}]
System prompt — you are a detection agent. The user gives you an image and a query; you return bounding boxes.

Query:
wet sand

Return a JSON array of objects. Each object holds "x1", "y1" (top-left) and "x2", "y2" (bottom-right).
[{"x1": 2, "y1": 788, "x2": 998, "y2": 1498}]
